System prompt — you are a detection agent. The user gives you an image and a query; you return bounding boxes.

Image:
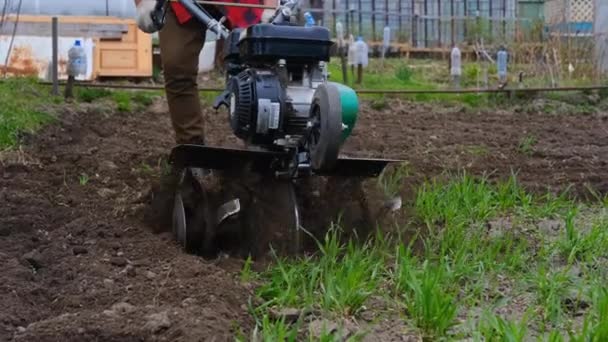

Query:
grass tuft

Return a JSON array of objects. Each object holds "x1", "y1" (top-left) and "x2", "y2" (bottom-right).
[
  {"x1": 554, "y1": 208, "x2": 608, "y2": 264},
  {"x1": 251, "y1": 315, "x2": 299, "y2": 342},
  {"x1": 0, "y1": 77, "x2": 56, "y2": 149},
  {"x1": 518, "y1": 135, "x2": 537, "y2": 156},
  {"x1": 568, "y1": 287, "x2": 608, "y2": 341},
  {"x1": 528, "y1": 265, "x2": 571, "y2": 324},
  {"x1": 76, "y1": 87, "x2": 112, "y2": 103},
  {"x1": 256, "y1": 226, "x2": 386, "y2": 317},
  {"x1": 395, "y1": 251, "x2": 458, "y2": 338},
  {"x1": 112, "y1": 92, "x2": 132, "y2": 112},
  {"x1": 476, "y1": 311, "x2": 529, "y2": 342}
]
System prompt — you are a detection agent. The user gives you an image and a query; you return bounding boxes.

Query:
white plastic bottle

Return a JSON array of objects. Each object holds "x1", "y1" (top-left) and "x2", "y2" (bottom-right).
[
  {"x1": 68, "y1": 40, "x2": 87, "y2": 77},
  {"x1": 497, "y1": 47, "x2": 508, "y2": 84},
  {"x1": 451, "y1": 45, "x2": 462, "y2": 88},
  {"x1": 336, "y1": 21, "x2": 344, "y2": 45},
  {"x1": 383, "y1": 26, "x2": 391, "y2": 51},
  {"x1": 347, "y1": 35, "x2": 356, "y2": 66},
  {"x1": 354, "y1": 36, "x2": 369, "y2": 67}
]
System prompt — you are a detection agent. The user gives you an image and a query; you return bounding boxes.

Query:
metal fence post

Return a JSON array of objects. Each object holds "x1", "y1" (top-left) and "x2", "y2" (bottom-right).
[
  {"x1": 332, "y1": 0, "x2": 337, "y2": 35},
  {"x1": 358, "y1": 0, "x2": 362, "y2": 35},
  {"x1": 423, "y1": 0, "x2": 428, "y2": 47},
  {"x1": 398, "y1": 0, "x2": 403, "y2": 39},
  {"x1": 464, "y1": 0, "x2": 468, "y2": 38},
  {"x1": 371, "y1": 0, "x2": 376, "y2": 41},
  {"x1": 52, "y1": 17, "x2": 59, "y2": 96},
  {"x1": 413, "y1": 14, "x2": 418, "y2": 47},
  {"x1": 502, "y1": 0, "x2": 507, "y2": 38},
  {"x1": 345, "y1": 0, "x2": 350, "y2": 36},
  {"x1": 451, "y1": 0, "x2": 455, "y2": 46},
  {"x1": 489, "y1": 0, "x2": 493, "y2": 42},
  {"x1": 438, "y1": 0, "x2": 442, "y2": 47}
]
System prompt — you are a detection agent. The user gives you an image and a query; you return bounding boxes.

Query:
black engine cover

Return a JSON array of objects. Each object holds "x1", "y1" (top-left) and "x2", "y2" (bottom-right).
[
  {"x1": 228, "y1": 69, "x2": 286, "y2": 145},
  {"x1": 238, "y1": 24, "x2": 333, "y2": 66}
]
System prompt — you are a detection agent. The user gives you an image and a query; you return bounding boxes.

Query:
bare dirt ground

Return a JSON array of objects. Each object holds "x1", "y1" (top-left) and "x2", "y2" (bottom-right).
[
  {"x1": 346, "y1": 99, "x2": 608, "y2": 196},
  {"x1": 1, "y1": 96, "x2": 607, "y2": 341}
]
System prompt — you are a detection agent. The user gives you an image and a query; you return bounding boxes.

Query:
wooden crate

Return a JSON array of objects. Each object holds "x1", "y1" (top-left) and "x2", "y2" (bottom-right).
[{"x1": 92, "y1": 18, "x2": 153, "y2": 78}]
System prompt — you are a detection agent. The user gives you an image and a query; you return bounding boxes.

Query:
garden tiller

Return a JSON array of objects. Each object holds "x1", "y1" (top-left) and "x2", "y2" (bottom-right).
[{"x1": 154, "y1": 0, "x2": 400, "y2": 256}]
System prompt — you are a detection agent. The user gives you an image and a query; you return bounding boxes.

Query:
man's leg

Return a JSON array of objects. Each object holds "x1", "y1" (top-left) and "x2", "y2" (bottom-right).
[
  {"x1": 145, "y1": 8, "x2": 205, "y2": 233},
  {"x1": 159, "y1": 7, "x2": 206, "y2": 144}
]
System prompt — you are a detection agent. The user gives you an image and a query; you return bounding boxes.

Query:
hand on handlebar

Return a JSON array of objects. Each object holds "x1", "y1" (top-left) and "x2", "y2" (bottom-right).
[
  {"x1": 135, "y1": 0, "x2": 166, "y2": 33},
  {"x1": 270, "y1": 0, "x2": 300, "y2": 24}
]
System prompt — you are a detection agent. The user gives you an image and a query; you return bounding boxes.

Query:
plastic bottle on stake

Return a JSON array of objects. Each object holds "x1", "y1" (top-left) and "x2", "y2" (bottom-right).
[
  {"x1": 336, "y1": 21, "x2": 344, "y2": 46},
  {"x1": 450, "y1": 45, "x2": 462, "y2": 88},
  {"x1": 347, "y1": 35, "x2": 356, "y2": 67},
  {"x1": 68, "y1": 40, "x2": 87, "y2": 77},
  {"x1": 354, "y1": 36, "x2": 368, "y2": 84},
  {"x1": 497, "y1": 46, "x2": 508, "y2": 84},
  {"x1": 382, "y1": 26, "x2": 390, "y2": 52},
  {"x1": 65, "y1": 40, "x2": 86, "y2": 100},
  {"x1": 354, "y1": 36, "x2": 369, "y2": 67}
]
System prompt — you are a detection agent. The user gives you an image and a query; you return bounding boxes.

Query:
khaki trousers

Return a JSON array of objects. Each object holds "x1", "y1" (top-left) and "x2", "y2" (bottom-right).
[{"x1": 159, "y1": 7, "x2": 206, "y2": 144}]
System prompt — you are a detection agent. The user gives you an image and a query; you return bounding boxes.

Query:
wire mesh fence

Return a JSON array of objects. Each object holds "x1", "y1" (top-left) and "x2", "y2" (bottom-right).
[{"x1": 301, "y1": 0, "x2": 601, "y2": 48}]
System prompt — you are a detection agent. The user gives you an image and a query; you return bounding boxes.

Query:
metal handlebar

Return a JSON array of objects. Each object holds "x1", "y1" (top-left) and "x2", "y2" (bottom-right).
[
  {"x1": 152, "y1": 0, "x2": 302, "y2": 39},
  {"x1": 177, "y1": 0, "x2": 230, "y2": 38},
  {"x1": 271, "y1": 0, "x2": 300, "y2": 24}
]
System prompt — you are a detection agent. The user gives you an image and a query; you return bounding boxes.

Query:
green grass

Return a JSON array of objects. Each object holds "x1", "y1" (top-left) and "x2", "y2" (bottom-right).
[
  {"x1": 395, "y1": 256, "x2": 458, "y2": 338},
  {"x1": 0, "y1": 78, "x2": 56, "y2": 149},
  {"x1": 75, "y1": 87, "x2": 159, "y2": 112},
  {"x1": 327, "y1": 58, "x2": 507, "y2": 107},
  {"x1": 556, "y1": 209, "x2": 608, "y2": 264},
  {"x1": 475, "y1": 311, "x2": 530, "y2": 342},
  {"x1": 465, "y1": 145, "x2": 490, "y2": 157},
  {"x1": 565, "y1": 287, "x2": 608, "y2": 341},
  {"x1": 528, "y1": 265, "x2": 572, "y2": 324},
  {"x1": 256, "y1": 226, "x2": 386, "y2": 317},
  {"x1": 0, "y1": 78, "x2": 160, "y2": 150},
  {"x1": 78, "y1": 173, "x2": 90, "y2": 186},
  {"x1": 518, "y1": 135, "x2": 537, "y2": 156},
  {"x1": 245, "y1": 173, "x2": 608, "y2": 339},
  {"x1": 76, "y1": 87, "x2": 113, "y2": 103},
  {"x1": 324, "y1": 57, "x2": 604, "y2": 111}
]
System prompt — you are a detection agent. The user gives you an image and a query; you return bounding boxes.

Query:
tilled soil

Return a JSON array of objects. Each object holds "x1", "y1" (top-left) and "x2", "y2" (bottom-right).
[
  {"x1": 345, "y1": 100, "x2": 608, "y2": 196},
  {"x1": 1, "y1": 96, "x2": 607, "y2": 341},
  {"x1": 0, "y1": 101, "x2": 253, "y2": 342}
]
